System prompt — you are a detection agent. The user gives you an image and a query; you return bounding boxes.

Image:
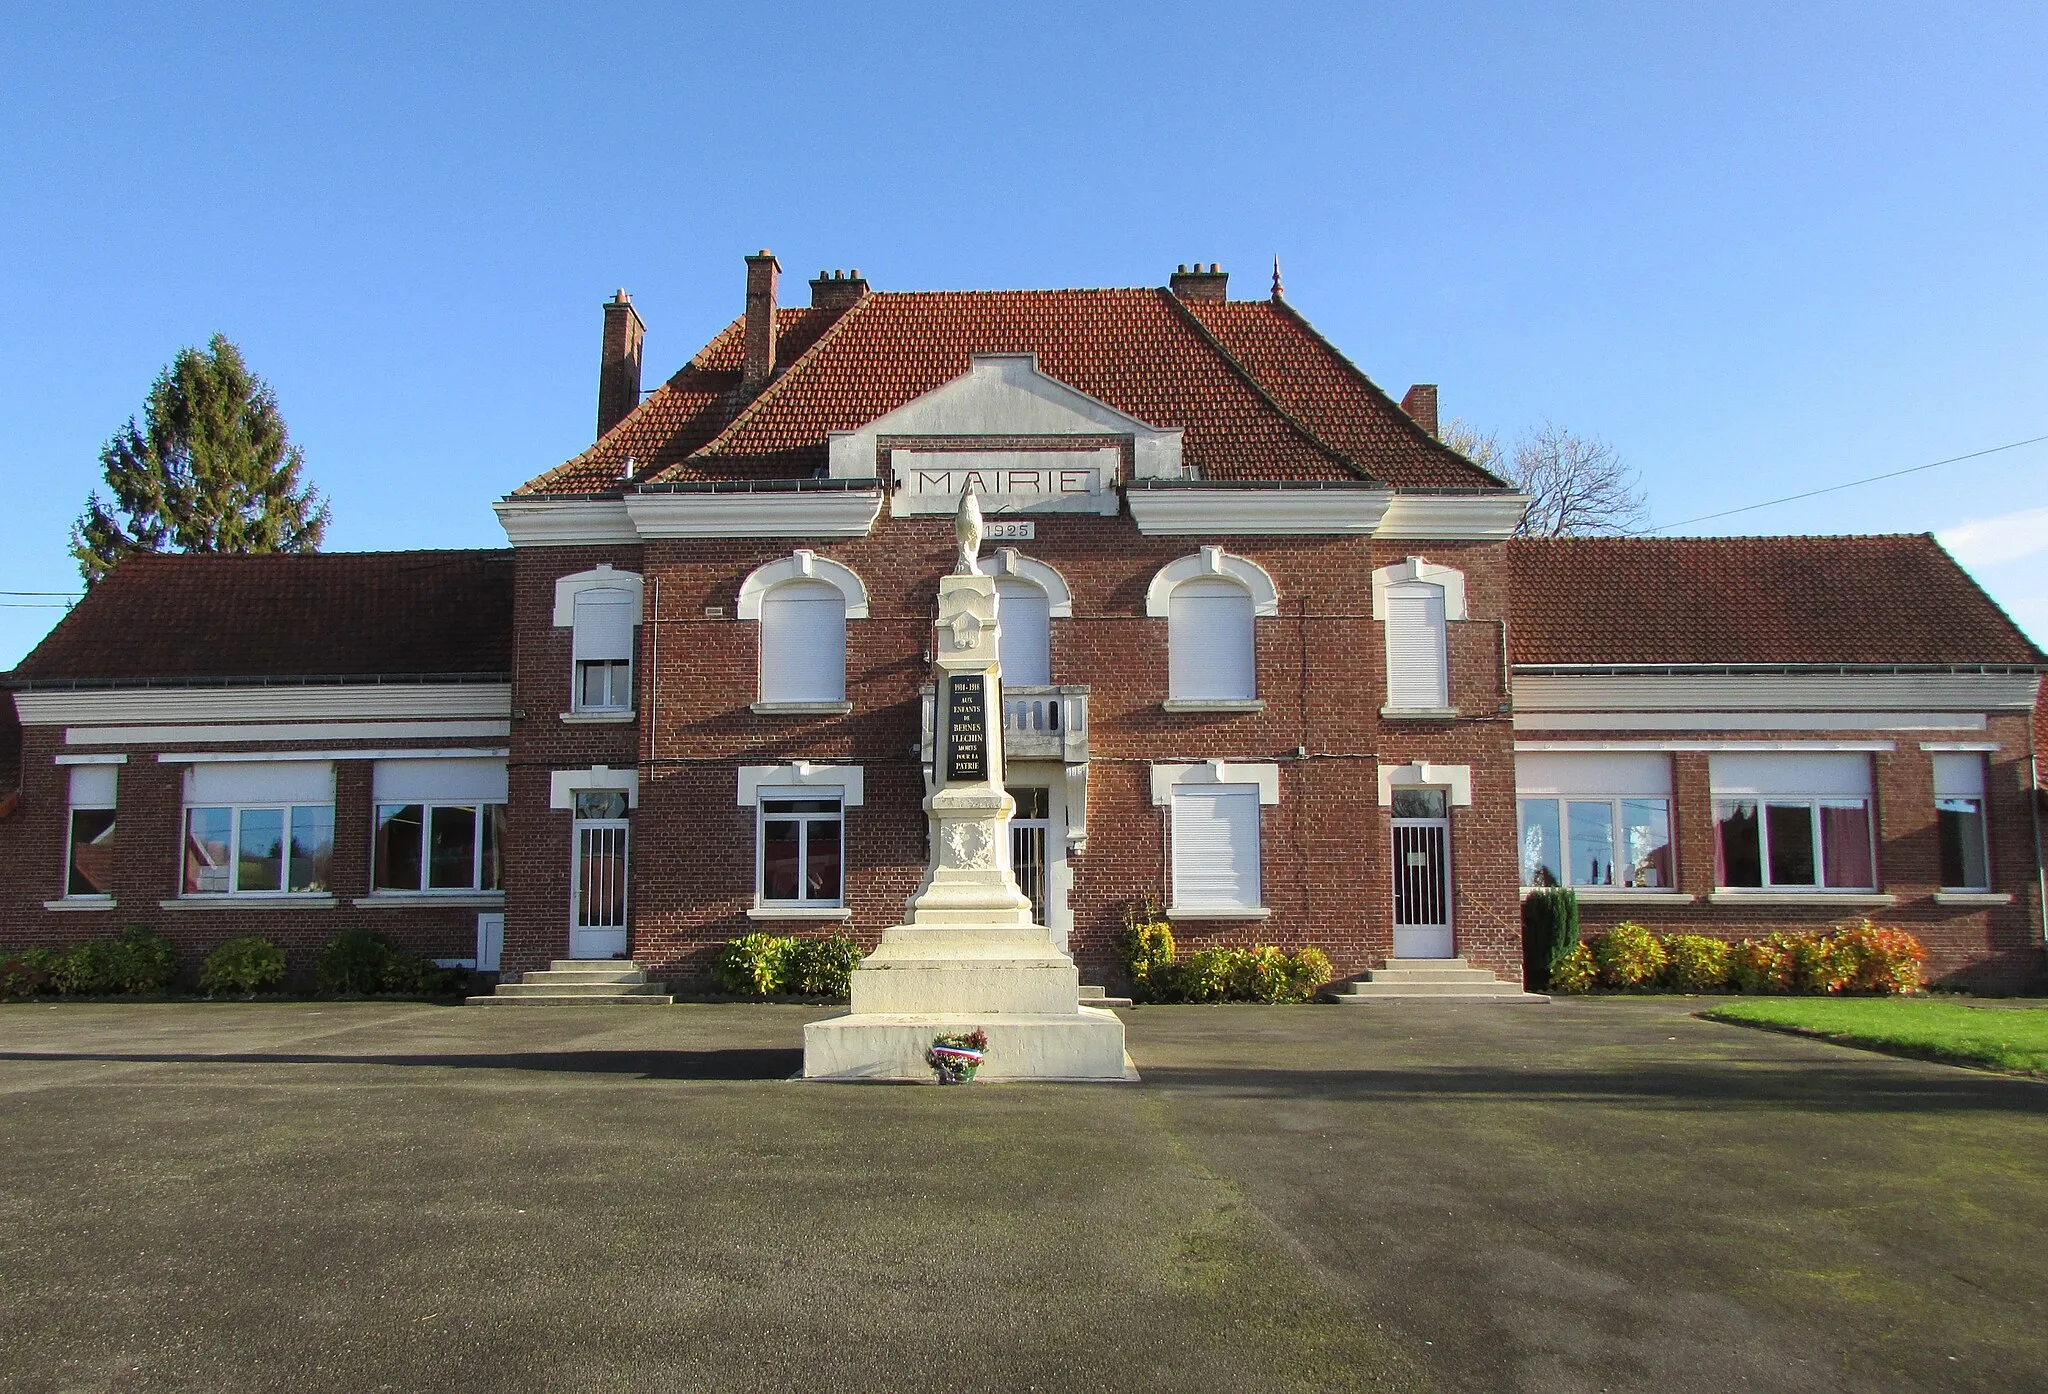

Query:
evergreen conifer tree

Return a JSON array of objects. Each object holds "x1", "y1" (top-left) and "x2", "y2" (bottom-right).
[{"x1": 71, "y1": 334, "x2": 329, "y2": 587}]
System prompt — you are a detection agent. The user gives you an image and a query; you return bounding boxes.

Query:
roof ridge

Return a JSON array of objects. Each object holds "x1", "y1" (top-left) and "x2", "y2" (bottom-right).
[
  {"x1": 1266, "y1": 297, "x2": 1514, "y2": 489},
  {"x1": 681, "y1": 296, "x2": 873, "y2": 467},
  {"x1": 1158, "y1": 289, "x2": 1380, "y2": 484}
]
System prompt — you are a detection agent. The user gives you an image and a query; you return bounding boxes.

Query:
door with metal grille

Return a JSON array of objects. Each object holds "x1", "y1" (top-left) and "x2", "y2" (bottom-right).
[
  {"x1": 1390, "y1": 787, "x2": 1452, "y2": 958},
  {"x1": 1007, "y1": 785, "x2": 1051, "y2": 926},
  {"x1": 570, "y1": 790, "x2": 630, "y2": 959}
]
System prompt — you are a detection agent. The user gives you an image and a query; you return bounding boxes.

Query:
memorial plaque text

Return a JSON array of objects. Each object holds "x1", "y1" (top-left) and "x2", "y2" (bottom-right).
[{"x1": 945, "y1": 674, "x2": 988, "y2": 783}]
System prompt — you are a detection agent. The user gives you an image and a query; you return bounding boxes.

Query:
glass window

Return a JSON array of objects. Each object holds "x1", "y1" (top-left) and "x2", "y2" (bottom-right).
[
  {"x1": 428, "y1": 806, "x2": 477, "y2": 890},
  {"x1": 1714, "y1": 796, "x2": 1873, "y2": 890},
  {"x1": 758, "y1": 796, "x2": 844, "y2": 906},
  {"x1": 1818, "y1": 801, "x2": 1872, "y2": 889},
  {"x1": 577, "y1": 660, "x2": 632, "y2": 712},
  {"x1": 1391, "y1": 787, "x2": 1448, "y2": 820},
  {"x1": 1520, "y1": 796, "x2": 1675, "y2": 890},
  {"x1": 288, "y1": 806, "x2": 333, "y2": 893},
  {"x1": 573, "y1": 790, "x2": 629, "y2": 821},
  {"x1": 482, "y1": 804, "x2": 506, "y2": 892},
  {"x1": 571, "y1": 586, "x2": 636, "y2": 713},
  {"x1": 1765, "y1": 802, "x2": 1816, "y2": 886},
  {"x1": 184, "y1": 804, "x2": 332, "y2": 895},
  {"x1": 374, "y1": 805, "x2": 425, "y2": 890},
  {"x1": 375, "y1": 802, "x2": 506, "y2": 893},
  {"x1": 1620, "y1": 799, "x2": 1672, "y2": 889},
  {"x1": 237, "y1": 808, "x2": 286, "y2": 893},
  {"x1": 184, "y1": 807, "x2": 234, "y2": 893},
  {"x1": 1168, "y1": 578, "x2": 1255, "y2": 701},
  {"x1": 1519, "y1": 799, "x2": 1561, "y2": 888},
  {"x1": 760, "y1": 581, "x2": 847, "y2": 703},
  {"x1": 1937, "y1": 798, "x2": 1988, "y2": 889},
  {"x1": 1566, "y1": 800, "x2": 1615, "y2": 886},
  {"x1": 67, "y1": 808, "x2": 117, "y2": 897},
  {"x1": 1715, "y1": 800, "x2": 1762, "y2": 887}
]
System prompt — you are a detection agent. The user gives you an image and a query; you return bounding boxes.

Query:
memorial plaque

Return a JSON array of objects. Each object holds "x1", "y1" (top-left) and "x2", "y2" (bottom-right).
[{"x1": 944, "y1": 674, "x2": 987, "y2": 783}]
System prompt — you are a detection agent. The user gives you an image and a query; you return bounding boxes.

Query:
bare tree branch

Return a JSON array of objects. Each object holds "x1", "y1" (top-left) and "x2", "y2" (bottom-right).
[{"x1": 1508, "y1": 421, "x2": 1646, "y2": 537}]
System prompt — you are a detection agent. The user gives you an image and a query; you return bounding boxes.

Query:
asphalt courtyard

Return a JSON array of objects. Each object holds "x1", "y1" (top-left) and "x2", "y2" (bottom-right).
[{"x1": 2, "y1": 998, "x2": 2044, "y2": 1394}]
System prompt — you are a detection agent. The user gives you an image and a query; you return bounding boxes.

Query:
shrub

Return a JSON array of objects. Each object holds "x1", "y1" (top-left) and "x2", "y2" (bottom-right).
[
  {"x1": 1549, "y1": 941, "x2": 1597, "y2": 993},
  {"x1": 1521, "y1": 886, "x2": 1581, "y2": 991},
  {"x1": 1115, "y1": 899, "x2": 1177, "y2": 1003},
  {"x1": 1729, "y1": 934, "x2": 1797, "y2": 993},
  {"x1": 1227, "y1": 946, "x2": 1294, "y2": 1003},
  {"x1": 1833, "y1": 920, "x2": 1926, "y2": 995},
  {"x1": 47, "y1": 926, "x2": 178, "y2": 996},
  {"x1": 1663, "y1": 935, "x2": 1732, "y2": 993},
  {"x1": 200, "y1": 936, "x2": 287, "y2": 998},
  {"x1": 784, "y1": 934, "x2": 861, "y2": 997},
  {"x1": 316, "y1": 930, "x2": 397, "y2": 995},
  {"x1": 713, "y1": 934, "x2": 794, "y2": 996},
  {"x1": 0, "y1": 948, "x2": 55, "y2": 999},
  {"x1": 1788, "y1": 931, "x2": 1859, "y2": 995},
  {"x1": 1592, "y1": 922, "x2": 1666, "y2": 990},
  {"x1": 1286, "y1": 947, "x2": 1334, "y2": 1002},
  {"x1": 1166, "y1": 947, "x2": 1231, "y2": 1003}
]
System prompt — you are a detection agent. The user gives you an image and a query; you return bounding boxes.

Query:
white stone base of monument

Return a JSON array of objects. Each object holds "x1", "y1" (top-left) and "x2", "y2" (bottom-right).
[{"x1": 803, "y1": 1009, "x2": 1134, "y2": 1082}]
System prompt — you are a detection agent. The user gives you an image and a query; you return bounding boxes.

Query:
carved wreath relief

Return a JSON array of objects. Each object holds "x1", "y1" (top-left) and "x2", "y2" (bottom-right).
[{"x1": 944, "y1": 821, "x2": 995, "y2": 869}]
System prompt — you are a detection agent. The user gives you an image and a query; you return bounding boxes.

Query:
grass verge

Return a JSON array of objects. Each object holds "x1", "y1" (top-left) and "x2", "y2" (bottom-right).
[{"x1": 1704, "y1": 997, "x2": 2048, "y2": 1076}]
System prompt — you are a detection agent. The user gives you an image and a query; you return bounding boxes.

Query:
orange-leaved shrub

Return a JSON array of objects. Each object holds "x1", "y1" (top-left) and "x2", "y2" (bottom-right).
[
  {"x1": 1728, "y1": 934, "x2": 1797, "y2": 993},
  {"x1": 1831, "y1": 919, "x2": 1928, "y2": 995},
  {"x1": 1662, "y1": 935, "x2": 1732, "y2": 992}
]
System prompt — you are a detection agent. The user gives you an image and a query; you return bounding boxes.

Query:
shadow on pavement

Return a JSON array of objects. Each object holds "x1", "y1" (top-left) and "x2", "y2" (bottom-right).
[{"x1": 0, "y1": 1048, "x2": 804, "y2": 1081}]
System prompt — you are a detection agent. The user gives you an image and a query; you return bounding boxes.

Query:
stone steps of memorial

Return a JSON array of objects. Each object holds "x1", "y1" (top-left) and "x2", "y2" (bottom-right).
[{"x1": 1326, "y1": 958, "x2": 1548, "y2": 1004}]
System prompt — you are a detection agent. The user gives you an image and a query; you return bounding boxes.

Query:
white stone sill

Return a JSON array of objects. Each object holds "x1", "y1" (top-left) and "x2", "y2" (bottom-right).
[
  {"x1": 1161, "y1": 699, "x2": 1266, "y2": 714},
  {"x1": 43, "y1": 897, "x2": 117, "y2": 912},
  {"x1": 1165, "y1": 905, "x2": 1272, "y2": 921},
  {"x1": 559, "y1": 711, "x2": 636, "y2": 724},
  {"x1": 1704, "y1": 892, "x2": 1897, "y2": 907},
  {"x1": 1380, "y1": 706, "x2": 1462, "y2": 720},
  {"x1": 351, "y1": 893, "x2": 506, "y2": 909},
  {"x1": 748, "y1": 906, "x2": 853, "y2": 921},
  {"x1": 1932, "y1": 892, "x2": 2013, "y2": 906},
  {"x1": 159, "y1": 895, "x2": 339, "y2": 911},
  {"x1": 1519, "y1": 888, "x2": 1696, "y2": 904},
  {"x1": 751, "y1": 701, "x2": 854, "y2": 716}
]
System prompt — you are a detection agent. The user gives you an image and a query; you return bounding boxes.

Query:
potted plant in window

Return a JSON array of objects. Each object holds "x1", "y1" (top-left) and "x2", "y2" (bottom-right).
[{"x1": 926, "y1": 1029, "x2": 988, "y2": 1084}]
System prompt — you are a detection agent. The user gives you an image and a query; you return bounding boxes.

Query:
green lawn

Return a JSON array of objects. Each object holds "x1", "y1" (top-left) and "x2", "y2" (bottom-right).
[{"x1": 1705, "y1": 996, "x2": 2048, "y2": 1075}]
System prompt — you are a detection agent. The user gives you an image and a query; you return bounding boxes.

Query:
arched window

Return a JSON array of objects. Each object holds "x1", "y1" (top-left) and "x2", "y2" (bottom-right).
[
  {"x1": 996, "y1": 578, "x2": 1051, "y2": 686},
  {"x1": 572, "y1": 588, "x2": 636, "y2": 712},
  {"x1": 760, "y1": 581, "x2": 847, "y2": 703},
  {"x1": 1168, "y1": 578, "x2": 1255, "y2": 701}
]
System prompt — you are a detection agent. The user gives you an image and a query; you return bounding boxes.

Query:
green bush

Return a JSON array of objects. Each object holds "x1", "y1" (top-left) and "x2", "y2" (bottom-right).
[
  {"x1": 714, "y1": 933, "x2": 795, "y2": 996},
  {"x1": 1729, "y1": 934, "x2": 1797, "y2": 993},
  {"x1": 45, "y1": 926, "x2": 178, "y2": 996},
  {"x1": 1549, "y1": 941, "x2": 1598, "y2": 993},
  {"x1": 1115, "y1": 901, "x2": 1177, "y2": 1003},
  {"x1": 1790, "y1": 932, "x2": 1858, "y2": 995},
  {"x1": 200, "y1": 936, "x2": 287, "y2": 997},
  {"x1": 1591, "y1": 922, "x2": 1667, "y2": 990},
  {"x1": 784, "y1": 934, "x2": 861, "y2": 997},
  {"x1": 1663, "y1": 935, "x2": 1732, "y2": 992},
  {"x1": 1286, "y1": 947, "x2": 1334, "y2": 1001},
  {"x1": 316, "y1": 930, "x2": 394, "y2": 995},
  {"x1": 1521, "y1": 886, "x2": 1581, "y2": 991},
  {"x1": 1, "y1": 948, "x2": 56, "y2": 999}
]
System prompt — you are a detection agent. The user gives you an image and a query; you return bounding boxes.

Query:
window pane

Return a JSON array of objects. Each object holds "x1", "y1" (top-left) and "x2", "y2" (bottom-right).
[
  {"x1": 481, "y1": 804, "x2": 506, "y2": 892},
  {"x1": 573, "y1": 790, "x2": 628, "y2": 820},
  {"x1": 762, "y1": 799, "x2": 840, "y2": 814},
  {"x1": 289, "y1": 806, "x2": 334, "y2": 893},
  {"x1": 806, "y1": 817, "x2": 843, "y2": 902},
  {"x1": 238, "y1": 808, "x2": 286, "y2": 893},
  {"x1": 375, "y1": 804, "x2": 425, "y2": 891},
  {"x1": 1566, "y1": 800, "x2": 1615, "y2": 887},
  {"x1": 1008, "y1": 786, "x2": 1051, "y2": 820},
  {"x1": 67, "y1": 808, "x2": 116, "y2": 896},
  {"x1": 579, "y1": 660, "x2": 629, "y2": 711},
  {"x1": 1765, "y1": 802, "x2": 1816, "y2": 886},
  {"x1": 1518, "y1": 800, "x2": 1561, "y2": 887},
  {"x1": 1715, "y1": 800, "x2": 1761, "y2": 888},
  {"x1": 1937, "y1": 798, "x2": 1988, "y2": 888},
  {"x1": 428, "y1": 805, "x2": 478, "y2": 890},
  {"x1": 1621, "y1": 799, "x2": 1672, "y2": 889},
  {"x1": 1818, "y1": 800, "x2": 1872, "y2": 889},
  {"x1": 1390, "y1": 788, "x2": 1447, "y2": 820},
  {"x1": 762, "y1": 819, "x2": 801, "y2": 900},
  {"x1": 184, "y1": 807, "x2": 233, "y2": 893}
]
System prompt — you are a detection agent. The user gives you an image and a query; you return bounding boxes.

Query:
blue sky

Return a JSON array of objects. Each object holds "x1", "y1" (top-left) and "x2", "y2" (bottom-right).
[{"x1": 3, "y1": 1, "x2": 2044, "y2": 666}]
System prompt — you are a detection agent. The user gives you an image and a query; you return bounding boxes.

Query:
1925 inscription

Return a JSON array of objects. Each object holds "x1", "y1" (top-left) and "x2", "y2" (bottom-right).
[{"x1": 945, "y1": 674, "x2": 987, "y2": 783}]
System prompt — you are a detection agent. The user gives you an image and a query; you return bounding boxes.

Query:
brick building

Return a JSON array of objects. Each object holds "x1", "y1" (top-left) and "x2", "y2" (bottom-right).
[{"x1": 4, "y1": 256, "x2": 2044, "y2": 993}]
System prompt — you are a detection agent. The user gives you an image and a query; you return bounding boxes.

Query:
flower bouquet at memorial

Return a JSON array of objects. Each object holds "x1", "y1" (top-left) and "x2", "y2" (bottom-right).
[{"x1": 926, "y1": 1028, "x2": 989, "y2": 1084}]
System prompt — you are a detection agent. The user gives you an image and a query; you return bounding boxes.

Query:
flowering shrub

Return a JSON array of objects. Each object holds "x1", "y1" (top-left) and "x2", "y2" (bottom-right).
[
  {"x1": 1663, "y1": 935, "x2": 1732, "y2": 992},
  {"x1": 1549, "y1": 942, "x2": 1598, "y2": 993},
  {"x1": 1833, "y1": 920, "x2": 1928, "y2": 995},
  {"x1": 1174, "y1": 948, "x2": 1236, "y2": 1003},
  {"x1": 1729, "y1": 934, "x2": 1797, "y2": 993},
  {"x1": 1592, "y1": 922, "x2": 1667, "y2": 990},
  {"x1": 0, "y1": 948, "x2": 57, "y2": 999}
]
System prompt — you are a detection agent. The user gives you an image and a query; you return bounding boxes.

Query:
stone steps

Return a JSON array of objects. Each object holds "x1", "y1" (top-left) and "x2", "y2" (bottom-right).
[
  {"x1": 1080, "y1": 985, "x2": 1134, "y2": 1009},
  {"x1": 1326, "y1": 957, "x2": 1548, "y2": 1004},
  {"x1": 467, "y1": 960, "x2": 673, "y2": 1007}
]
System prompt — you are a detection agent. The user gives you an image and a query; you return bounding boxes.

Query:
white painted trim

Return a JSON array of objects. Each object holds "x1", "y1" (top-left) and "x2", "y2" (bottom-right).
[
  {"x1": 1704, "y1": 891, "x2": 1898, "y2": 907},
  {"x1": 1919, "y1": 741, "x2": 2003, "y2": 752},
  {"x1": 1511, "y1": 673, "x2": 2039, "y2": 713},
  {"x1": 492, "y1": 496, "x2": 637, "y2": 546},
  {"x1": 1162, "y1": 699, "x2": 1267, "y2": 714},
  {"x1": 1381, "y1": 706, "x2": 1461, "y2": 720},
  {"x1": 1148, "y1": 760, "x2": 1281, "y2": 805},
  {"x1": 750, "y1": 701, "x2": 854, "y2": 716},
  {"x1": 558, "y1": 711, "x2": 636, "y2": 725},
  {"x1": 1165, "y1": 905, "x2": 1273, "y2": 920},
  {"x1": 1520, "y1": 888, "x2": 1698, "y2": 904},
  {"x1": 159, "y1": 894, "x2": 339, "y2": 910},
  {"x1": 737, "y1": 762, "x2": 866, "y2": 807},
  {"x1": 19, "y1": 685, "x2": 513, "y2": 727},
  {"x1": 987, "y1": 549, "x2": 1074, "y2": 617},
  {"x1": 1515, "y1": 711, "x2": 1989, "y2": 732},
  {"x1": 1931, "y1": 892, "x2": 2013, "y2": 906},
  {"x1": 1377, "y1": 761, "x2": 1474, "y2": 807},
  {"x1": 43, "y1": 897, "x2": 118, "y2": 911},
  {"x1": 1514, "y1": 739, "x2": 1895, "y2": 753},
  {"x1": 624, "y1": 491, "x2": 883, "y2": 539},
  {"x1": 159, "y1": 747, "x2": 508, "y2": 764},
  {"x1": 1371, "y1": 557, "x2": 1468, "y2": 620},
  {"x1": 1375, "y1": 493, "x2": 1529, "y2": 539},
  {"x1": 352, "y1": 893, "x2": 507, "y2": 909},
  {"x1": 69, "y1": 719, "x2": 511, "y2": 747},
  {"x1": 736, "y1": 550, "x2": 871, "y2": 620},
  {"x1": 1143, "y1": 548, "x2": 1281, "y2": 617},
  {"x1": 53, "y1": 753, "x2": 128, "y2": 765},
  {"x1": 1126, "y1": 489, "x2": 1391, "y2": 536},
  {"x1": 551, "y1": 564, "x2": 643, "y2": 628},
  {"x1": 549, "y1": 765, "x2": 640, "y2": 810},
  {"x1": 746, "y1": 906, "x2": 855, "y2": 921}
]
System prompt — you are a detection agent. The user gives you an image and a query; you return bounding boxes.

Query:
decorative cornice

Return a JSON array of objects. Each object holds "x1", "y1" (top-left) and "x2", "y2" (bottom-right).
[
  {"x1": 1127, "y1": 488, "x2": 1391, "y2": 535},
  {"x1": 493, "y1": 497, "x2": 637, "y2": 546},
  {"x1": 1511, "y1": 673, "x2": 2040, "y2": 714},
  {"x1": 623, "y1": 490, "x2": 883, "y2": 538},
  {"x1": 1374, "y1": 493, "x2": 1529, "y2": 539},
  {"x1": 17, "y1": 684, "x2": 513, "y2": 728}
]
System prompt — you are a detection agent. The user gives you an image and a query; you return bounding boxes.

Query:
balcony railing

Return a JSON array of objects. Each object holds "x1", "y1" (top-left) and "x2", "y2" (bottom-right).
[{"x1": 921, "y1": 684, "x2": 1089, "y2": 766}]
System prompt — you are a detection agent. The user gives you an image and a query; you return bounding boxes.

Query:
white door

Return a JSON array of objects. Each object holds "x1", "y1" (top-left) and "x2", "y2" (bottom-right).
[
  {"x1": 475, "y1": 912, "x2": 504, "y2": 973},
  {"x1": 1007, "y1": 785, "x2": 1052, "y2": 927},
  {"x1": 570, "y1": 817, "x2": 630, "y2": 958},
  {"x1": 1391, "y1": 787, "x2": 1452, "y2": 958}
]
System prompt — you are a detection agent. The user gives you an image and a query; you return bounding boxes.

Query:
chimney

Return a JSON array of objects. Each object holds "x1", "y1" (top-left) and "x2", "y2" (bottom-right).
[
  {"x1": 743, "y1": 250, "x2": 780, "y2": 391},
  {"x1": 596, "y1": 290, "x2": 645, "y2": 439},
  {"x1": 1400, "y1": 384, "x2": 1439, "y2": 439},
  {"x1": 1169, "y1": 262, "x2": 1229, "y2": 301},
  {"x1": 810, "y1": 268, "x2": 870, "y2": 310}
]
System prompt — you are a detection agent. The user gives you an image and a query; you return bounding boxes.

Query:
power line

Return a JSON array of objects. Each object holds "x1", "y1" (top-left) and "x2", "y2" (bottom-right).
[
  {"x1": 0, "y1": 591, "x2": 79, "y2": 598},
  {"x1": 1643, "y1": 433, "x2": 2048, "y2": 534}
]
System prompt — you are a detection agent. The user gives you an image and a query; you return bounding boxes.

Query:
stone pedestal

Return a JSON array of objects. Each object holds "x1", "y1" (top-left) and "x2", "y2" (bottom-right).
[{"x1": 803, "y1": 534, "x2": 1133, "y2": 1083}]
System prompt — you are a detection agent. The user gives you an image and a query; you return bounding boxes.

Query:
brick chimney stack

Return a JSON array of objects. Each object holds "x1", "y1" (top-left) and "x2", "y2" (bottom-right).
[
  {"x1": 1401, "y1": 384, "x2": 1439, "y2": 439},
  {"x1": 596, "y1": 289, "x2": 645, "y2": 439},
  {"x1": 810, "y1": 268, "x2": 870, "y2": 310},
  {"x1": 1169, "y1": 262, "x2": 1229, "y2": 301},
  {"x1": 743, "y1": 251, "x2": 781, "y2": 391}
]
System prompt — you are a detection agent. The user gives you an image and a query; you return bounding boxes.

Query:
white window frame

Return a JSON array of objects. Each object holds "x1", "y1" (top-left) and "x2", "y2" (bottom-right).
[
  {"x1": 1149, "y1": 761, "x2": 1279, "y2": 919},
  {"x1": 736, "y1": 764, "x2": 862, "y2": 918},
  {"x1": 1932, "y1": 753, "x2": 1991, "y2": 891},
  {"x1": 753, "y1": 789, "x2": 847, "y2": 911},
  {"x1": 1517, "y1": 795, "x2": 1674, "y2": 891},
  {"x1": 1711, "y1": 794, "x2": 1876, "y2": 892},
  {"x1": 181, "y1": 802, "x2": 337, "y2": 897},
  {"x1": 372, "y1": 801, "x2": 507, "y2": 894},
  {"x1": 1146, "y1": 547, "x2": 1277, "y2": 710},
  {"x1": 738, "y1": 550, "x2": 868, "y2": 711},
  {"x1": 62, "y1": 762, "x2": 119, "y2": 902}
]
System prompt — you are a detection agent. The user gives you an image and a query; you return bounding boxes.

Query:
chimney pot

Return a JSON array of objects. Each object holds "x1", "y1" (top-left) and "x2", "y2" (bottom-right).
[
  {"x1": 809, "y1": 265, "x2": 871, "y2": 311},
  {"x1": 1400, "y1": 384, "x2": 1440, "y2": 439},
  {"x1": 743, "y1": 251, "x2": 781, "y2": 391},
  {"x1": 1169, "y1": 262, "x2": 1230, "y2": 301},
  {"x1": 596, "y1": 288, "x2": 646, "y2": 439}
]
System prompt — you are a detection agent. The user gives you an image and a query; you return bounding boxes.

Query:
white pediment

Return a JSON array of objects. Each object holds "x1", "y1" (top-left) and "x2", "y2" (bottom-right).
[{"x1": 827, "y1": 354, "x2": 1184, "y2": 518}]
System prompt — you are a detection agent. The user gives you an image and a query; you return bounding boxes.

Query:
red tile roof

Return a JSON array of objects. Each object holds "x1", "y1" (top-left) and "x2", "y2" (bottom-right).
[
  {"x1": 7, "y1": 550, "x2": 513, "y2": 686},
  {"x1": 1507, "y1": 535, "x2": 2046, "y2": 668},
  {"x1": 515, "y1": 286, "x2": 1505, "y2": 494}
]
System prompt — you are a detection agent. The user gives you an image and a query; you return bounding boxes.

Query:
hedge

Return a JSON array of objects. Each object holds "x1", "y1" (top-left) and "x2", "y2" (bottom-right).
[{"x1": 1551, "y1": 920, "x2": 1925, "y2": 996}]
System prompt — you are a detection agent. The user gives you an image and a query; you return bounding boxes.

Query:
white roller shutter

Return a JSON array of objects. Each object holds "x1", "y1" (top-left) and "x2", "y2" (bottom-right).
[
  {"x1": 572, "y1": 588, "x2": 636, "y2": 664},
  {"x1": 761, "y1": 581, "x2": 846, "y2": 703},
  {"x1": 1171, "y1": 785, "x2": 1261, "y2": 908},
  {"x1": 1384, "y1": 583, "x2": 1448, "y2": 709},
  {"x1": 184, "y1": 761, "x2": 334, "y2": 805},
  {"x1": 1931, "y1": 753, "x2": 1986, "y2": 798},
  {"x1": 68, "y1": 765, "x2": 117, "y2": 807},
  {"x1": 1516, "y1": 752, "x2": 1674, "y2": 796},
  {"x1": 373, "y1": 758, "x2": 509, "y2": 804},
  {"x1": 1168, "y1": 579, "x2": 1254, "y2": 701},
  {"x1": 1710, "y1": 753, "x2": 1873, "y2": 797},
  {"x1": 996, "y1": 579, "x2": 1051, "y2": 686}
]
